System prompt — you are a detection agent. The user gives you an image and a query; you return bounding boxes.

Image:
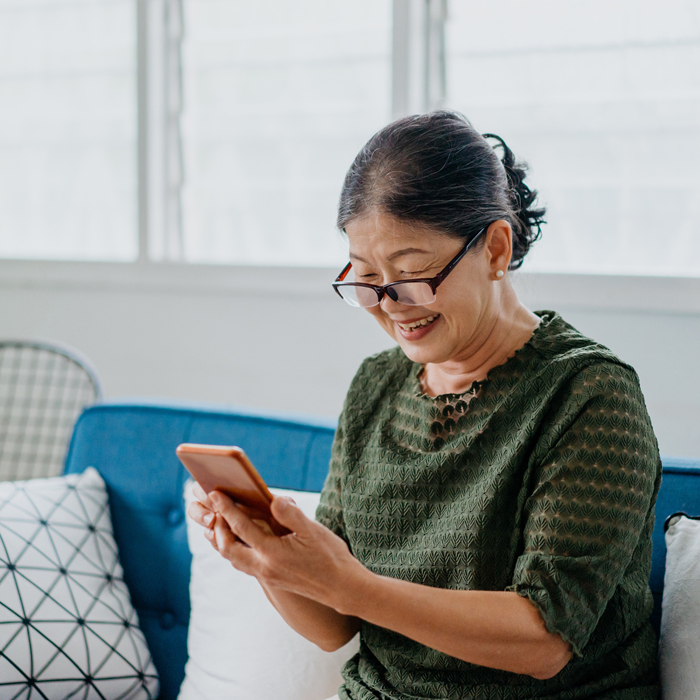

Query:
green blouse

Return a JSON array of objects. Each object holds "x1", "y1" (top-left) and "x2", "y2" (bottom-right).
[{"x1": 316, "y1": 311, "x2": 661, "y2": 700}]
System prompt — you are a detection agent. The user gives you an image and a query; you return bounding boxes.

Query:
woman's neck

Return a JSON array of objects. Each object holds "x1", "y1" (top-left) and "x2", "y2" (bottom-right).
[{"x1": 421, "y1": 285, "x2": 540, "y2": 397}]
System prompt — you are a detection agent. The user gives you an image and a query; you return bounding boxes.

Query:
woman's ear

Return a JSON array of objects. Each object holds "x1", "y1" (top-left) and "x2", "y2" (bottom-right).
[{"x1": 485, "y1": 220, "x2": 513, "y2": 279}]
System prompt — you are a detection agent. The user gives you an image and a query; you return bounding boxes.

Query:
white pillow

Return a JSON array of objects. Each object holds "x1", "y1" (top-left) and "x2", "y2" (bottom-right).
[
  {"x1": 0, "y1": 467, "x2": 159, "y2": 699},
  {"x1": 659, "y1": 514, "x2": 700, "y2": 700},
  {"x1": 179, "y1": 482, "x2": 358, "y2": 700}
]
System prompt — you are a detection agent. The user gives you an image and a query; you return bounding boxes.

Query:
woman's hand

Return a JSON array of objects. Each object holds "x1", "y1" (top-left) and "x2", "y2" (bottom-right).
[
  {"x1": 207, "y1": 489, "x2": 361, "y2": 610},
  {"x1": 187, "y1": 482, "x2": 273, "y2": 544},
  {"x1": 186, "y1": 482, "x2": 362, "y2": 610},
  {"x1": 187, "y1": 482, "x2": 362, "y2": 651}
]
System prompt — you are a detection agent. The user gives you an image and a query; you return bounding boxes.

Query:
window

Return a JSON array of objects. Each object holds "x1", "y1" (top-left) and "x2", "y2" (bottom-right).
[
  {"x1": 1, "y1": 0, "x2": 697, "y2": 276},
  {"x1": 180, "y1": 0, "x2": 392, "y2": 266},
  {"x1": 0, "y1": 0, "x2": 137, "y2": 261},
  {"x1": 445, "y1": 0, "x2": 700, "y2": 276}
]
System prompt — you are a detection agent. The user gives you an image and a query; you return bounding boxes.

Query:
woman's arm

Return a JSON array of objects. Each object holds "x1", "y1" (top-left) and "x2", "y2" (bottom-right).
[
  {"x1": 202, "y1": 490, "x2": 571, "y2": 679},
  {"x1": 339, "y1": 568, "x2": 571, "y2": 680},
  {"x1": 257, "y1": 583, "x2": 361, "y2": 652}
]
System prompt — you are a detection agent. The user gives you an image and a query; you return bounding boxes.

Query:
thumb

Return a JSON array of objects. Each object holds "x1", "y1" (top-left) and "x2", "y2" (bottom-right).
[{"x1": 270, "y1": 496, "x2": 309, "y2": 533}]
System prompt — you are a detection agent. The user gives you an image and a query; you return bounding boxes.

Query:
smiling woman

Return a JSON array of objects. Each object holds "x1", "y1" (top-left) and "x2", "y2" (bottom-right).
[
  {"x1": 189, "y1": 111, "x2": 663, "y2": 700},
  {"x1": 339, "y1": 216, "x2": 541, "y2": 396}
]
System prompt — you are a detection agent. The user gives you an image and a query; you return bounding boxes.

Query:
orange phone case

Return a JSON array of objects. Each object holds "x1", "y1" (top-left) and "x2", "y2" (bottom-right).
[{"x1": 176, "y1": 443, "x2": 290, "y2": 536}]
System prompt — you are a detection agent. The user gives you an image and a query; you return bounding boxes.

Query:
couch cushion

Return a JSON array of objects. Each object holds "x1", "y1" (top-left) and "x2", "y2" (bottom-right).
[{"x1": 63, "y1": 400, "x2": 336, "y2": 700}]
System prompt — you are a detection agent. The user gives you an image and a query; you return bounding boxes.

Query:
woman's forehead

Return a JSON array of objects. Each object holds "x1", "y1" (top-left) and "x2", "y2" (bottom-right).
[{"x1": 345, "y1": 214, "x2": 452, "y2": 260}]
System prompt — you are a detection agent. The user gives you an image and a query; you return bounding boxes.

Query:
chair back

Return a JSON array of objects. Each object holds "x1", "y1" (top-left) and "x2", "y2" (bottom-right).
[{"x1": 0, "y1": 339, "x2": 102, "y2": 480}]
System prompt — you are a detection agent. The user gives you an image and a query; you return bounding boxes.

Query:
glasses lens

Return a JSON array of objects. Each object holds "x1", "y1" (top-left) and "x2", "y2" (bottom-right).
[
  {"x1": 337, "y1": 285, "x2": 380, "y2": 308},
  {"x1": 392, "y1": 282, "x2": 436, "y2": 306}
]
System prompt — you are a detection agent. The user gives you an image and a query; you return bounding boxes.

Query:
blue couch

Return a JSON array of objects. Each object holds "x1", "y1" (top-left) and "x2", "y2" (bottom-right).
[{"x1": 63, "y1": 399, "x2": 700, "y2": 700}]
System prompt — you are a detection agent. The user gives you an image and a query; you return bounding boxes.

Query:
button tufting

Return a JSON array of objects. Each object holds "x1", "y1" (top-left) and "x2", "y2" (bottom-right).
[
  {"x1": 167, "y1": 509, "x2": 184, "y2": 526},
  {"x1": 160, "y1": 612, "x2": 176, "y2": 630}
]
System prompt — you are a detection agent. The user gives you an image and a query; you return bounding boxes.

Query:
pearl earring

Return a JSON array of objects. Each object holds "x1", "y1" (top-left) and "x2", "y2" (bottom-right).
[{"x1": 495, "y1": 270, "x2": 505, "y2": 279}]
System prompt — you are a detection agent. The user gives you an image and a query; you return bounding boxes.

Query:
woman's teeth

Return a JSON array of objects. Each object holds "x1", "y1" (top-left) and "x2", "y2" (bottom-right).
[{"x1": 397, "y1": 314, "x2": 439, "y2": 331}]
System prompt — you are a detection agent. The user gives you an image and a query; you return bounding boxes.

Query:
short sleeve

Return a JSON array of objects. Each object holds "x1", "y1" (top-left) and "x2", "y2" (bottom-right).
[
  {"x1": 506, "y1": 362, "x2": 661, "y2": 657},
  {"x1": 315, "y1": 409, "x2": 347, "y2": 542}
]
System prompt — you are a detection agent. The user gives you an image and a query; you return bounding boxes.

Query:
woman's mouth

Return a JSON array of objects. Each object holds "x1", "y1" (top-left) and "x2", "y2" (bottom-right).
[
  {"x1": 395, "y1": 314, "x2": 441, "y2": 339},
  {"x1": 397, "y1": 314, "x2": 440, "y2": 331}
]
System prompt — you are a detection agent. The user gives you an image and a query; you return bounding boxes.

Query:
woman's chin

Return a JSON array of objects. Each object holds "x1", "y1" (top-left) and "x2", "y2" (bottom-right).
[{"x1": 395, "y1": 337, "x2": 443, "y2": 365}]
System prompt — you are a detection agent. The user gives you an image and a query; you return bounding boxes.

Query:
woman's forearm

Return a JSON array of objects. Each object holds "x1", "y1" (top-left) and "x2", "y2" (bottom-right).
[
  {"x1": 334, "y1": 564, "x2": 571, "y2": 679},
  {"x1": 260, "y1": 582, "x2": 361, "y2": 652}
]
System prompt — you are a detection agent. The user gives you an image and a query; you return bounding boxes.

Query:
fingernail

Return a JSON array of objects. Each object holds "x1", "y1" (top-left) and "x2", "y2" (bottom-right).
[
  {"x1": 203, "y1": 513, "x2": 214, "y2": 527},
  {"x1": 275, "y1": 497, "x2": 288, "y2": 512},
  {"x1": 203, "y1": 528, "x2": 214, "y2": 540},
  {"x1": 209, "y1": 492, "x2": 221, "y2": 507}
]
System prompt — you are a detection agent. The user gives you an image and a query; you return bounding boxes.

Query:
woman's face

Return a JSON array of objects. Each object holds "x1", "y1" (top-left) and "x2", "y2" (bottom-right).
[{"x1": 344, "y1": 212, "x2": 511, "y2": 366}]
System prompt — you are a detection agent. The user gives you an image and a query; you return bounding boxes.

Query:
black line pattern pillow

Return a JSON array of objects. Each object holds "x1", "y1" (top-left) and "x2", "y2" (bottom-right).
[{"x1": 0, "y1": 467, "x2": 159, "y2": 699}]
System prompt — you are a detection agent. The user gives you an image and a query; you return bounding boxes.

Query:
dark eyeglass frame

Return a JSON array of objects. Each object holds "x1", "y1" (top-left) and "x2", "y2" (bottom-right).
[{"x1": 332, "y1": 226, "x2": 487, "y2": 307}]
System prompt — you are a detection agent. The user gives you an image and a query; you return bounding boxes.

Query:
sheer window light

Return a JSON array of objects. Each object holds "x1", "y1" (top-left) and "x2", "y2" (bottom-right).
[
  {"x1": 180, "y1": 0, "x2": 392, "y2": 267},
  {"x1": 445, "y1": 0, "x2": 700, "y2": 276},
  {"x1": 0, "y1": 0, "x2": 137, "y2": 261}
]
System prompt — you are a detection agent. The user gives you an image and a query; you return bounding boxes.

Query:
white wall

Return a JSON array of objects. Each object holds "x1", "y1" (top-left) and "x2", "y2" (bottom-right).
[{"x1": 2, "y1": 261, "x2": 699, "y2": 458}]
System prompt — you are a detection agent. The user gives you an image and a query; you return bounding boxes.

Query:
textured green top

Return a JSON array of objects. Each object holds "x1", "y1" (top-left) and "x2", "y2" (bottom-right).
[{"x1": 316, "y1": 311, "x2": 662, "y2": 700}]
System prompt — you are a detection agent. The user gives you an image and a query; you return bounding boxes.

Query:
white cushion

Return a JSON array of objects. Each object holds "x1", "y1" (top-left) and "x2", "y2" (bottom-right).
[
  {"x1": 179, "y1": 482, "x2": 358, "y2": 700},
  {"x1": 659, "y1": 514, "x2": 700, "y2": 699},
  {"x1": 0, "y1": 467, "x2": 159, "y2": 698}
]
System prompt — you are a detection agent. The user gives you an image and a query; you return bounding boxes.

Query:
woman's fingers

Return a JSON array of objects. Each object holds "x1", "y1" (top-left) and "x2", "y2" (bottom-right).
[
  {"x1": 209, "y1": 491, "x2": 269, "y2": 548},
  {"x1": 187, "y1": 499, "x2": 215, "y2": 528},
  {"x1": 203, "y1": 523, "x2": 220, "y2": 551},
  {"x1": 270, "y1": 496, "x2": 311, "y2": 534},
  {"x1": 213, "y1": 514, "x2": 258, "y2": 574},
  {"x1": 192, "y1": 481, "x2": 214, "y2": 509}
]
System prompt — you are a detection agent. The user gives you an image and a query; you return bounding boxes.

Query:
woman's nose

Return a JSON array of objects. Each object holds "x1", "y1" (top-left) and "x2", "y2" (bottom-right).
[{"x1": 379, "y1": 292, "x2": 407, "y2": 313}]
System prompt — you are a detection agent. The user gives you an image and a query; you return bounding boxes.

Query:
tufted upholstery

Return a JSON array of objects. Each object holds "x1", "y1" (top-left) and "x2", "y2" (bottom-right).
[
  {"x1": 63, "y1": 400, "x2": 335, "y2": 700},
  {"x1": 63, "y1": 400, "x2": 699, "y2": 699}
]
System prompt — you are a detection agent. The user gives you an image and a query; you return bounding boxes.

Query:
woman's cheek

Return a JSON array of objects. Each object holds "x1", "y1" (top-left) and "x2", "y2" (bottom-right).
[{"x1": 366, "y1": 307, "x2": 395, "y2": 337}]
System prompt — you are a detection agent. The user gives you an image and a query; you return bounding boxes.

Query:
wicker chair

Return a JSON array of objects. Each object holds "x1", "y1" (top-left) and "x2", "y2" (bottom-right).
[{"x1": 0, "y1": 340, "x2": 102, "y2": 481}]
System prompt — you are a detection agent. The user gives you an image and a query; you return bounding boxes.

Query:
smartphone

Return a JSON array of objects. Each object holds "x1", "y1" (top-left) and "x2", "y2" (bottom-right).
[{"x1": 176, "y1": 443, "x2": 290, "y2": 536}]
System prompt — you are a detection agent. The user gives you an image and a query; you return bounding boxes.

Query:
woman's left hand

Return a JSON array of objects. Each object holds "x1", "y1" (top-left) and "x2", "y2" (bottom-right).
[{"x1": 205, "y1": 489, "x2": 362, "y2": 611}]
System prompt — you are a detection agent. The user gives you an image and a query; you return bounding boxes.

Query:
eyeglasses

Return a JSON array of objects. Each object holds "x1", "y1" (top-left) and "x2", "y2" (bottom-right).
[{"x1": 332, "y1": 227, "x2": 487, "y2": 308}]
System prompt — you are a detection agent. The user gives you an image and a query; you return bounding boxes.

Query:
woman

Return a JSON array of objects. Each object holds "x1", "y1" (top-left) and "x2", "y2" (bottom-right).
[{"x1": 189, "y1": 112, "x2": 661, "y2": 699}]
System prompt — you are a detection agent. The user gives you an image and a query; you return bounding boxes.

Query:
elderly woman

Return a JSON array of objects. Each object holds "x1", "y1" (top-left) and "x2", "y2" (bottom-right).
[{"x1": 189, "y1": 111, "x2": 661, "y2": 699}]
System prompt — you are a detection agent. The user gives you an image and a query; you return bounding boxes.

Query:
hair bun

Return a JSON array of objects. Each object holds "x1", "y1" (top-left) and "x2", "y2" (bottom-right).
[{"x1": 482, "y1": 133, "x2": 546, "y2": 269}]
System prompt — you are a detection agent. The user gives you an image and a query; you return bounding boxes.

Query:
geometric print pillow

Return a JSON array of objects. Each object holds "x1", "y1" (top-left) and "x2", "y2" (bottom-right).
[{"x1": 0, "y1": 467, "x2": 159, "y2": 699}]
